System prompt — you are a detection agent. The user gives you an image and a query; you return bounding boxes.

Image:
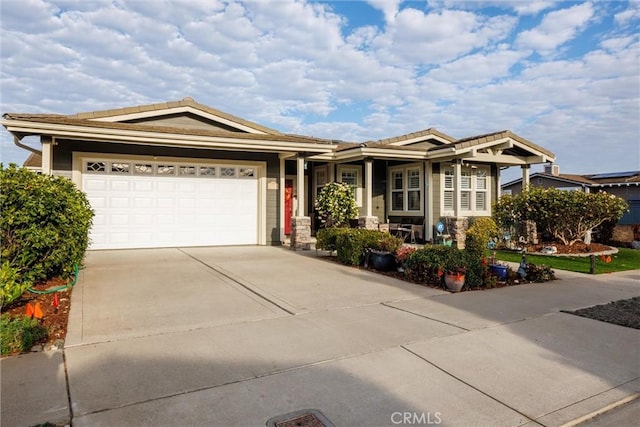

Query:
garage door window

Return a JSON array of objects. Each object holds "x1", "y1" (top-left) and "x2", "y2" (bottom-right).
[{"x1": 85, "y1": 161, "x2": 256, "y2": 179}]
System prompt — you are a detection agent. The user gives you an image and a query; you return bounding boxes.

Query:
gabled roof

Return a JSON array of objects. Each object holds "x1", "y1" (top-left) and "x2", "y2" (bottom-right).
[
  {"x1": 372, "y1": 128, "x2": 455, "y2": 145},
  {"x1": 440, "y1": 130, "x2": 555, "y2": 159},
  {"x1": 2, "y1": 113, "x2": 330, "y2": 144},
  {"x1": 69, "y1": 97, "x2": 281, "y2": 135}
]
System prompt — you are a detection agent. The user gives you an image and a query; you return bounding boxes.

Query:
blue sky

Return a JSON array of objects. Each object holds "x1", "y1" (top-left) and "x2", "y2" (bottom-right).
[{"x1": 1, "y1": 0, "x2": 638, "y2": 182}]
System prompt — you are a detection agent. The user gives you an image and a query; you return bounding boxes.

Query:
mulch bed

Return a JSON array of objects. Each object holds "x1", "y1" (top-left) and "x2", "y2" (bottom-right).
[
  {"x1": 527, "y1": 242, "x2": 613, "y2": 254},
  {"x1": 2, "y1": 277, "x2": 73, "y2": 355},
  {"x1": 564, "y1": 297, "x2": 640, "y2": 329}
]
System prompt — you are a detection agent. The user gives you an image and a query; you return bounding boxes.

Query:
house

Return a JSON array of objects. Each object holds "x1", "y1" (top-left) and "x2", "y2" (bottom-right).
[
  {"x1": 501, "y1": 164, "x2": 640, "y2": 243},
  {"x1": 2, "y1": 97, "x2": 555, "y2": 250}
]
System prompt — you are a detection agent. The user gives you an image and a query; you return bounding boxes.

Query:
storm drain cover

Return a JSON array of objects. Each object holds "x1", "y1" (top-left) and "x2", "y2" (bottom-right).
[{"x1": 266, "y1": 409, "x2": 335, "y2": 427}]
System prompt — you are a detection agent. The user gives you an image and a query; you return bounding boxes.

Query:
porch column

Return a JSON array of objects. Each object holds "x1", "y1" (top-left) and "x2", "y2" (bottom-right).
[
  {"x1": 279, "y1": 155, "x2": 286, "y2": 243},
  {"x1": 453, "y1": 161, "x2": 462, "y2": 217},
  {"x1": 365, "y1": 159, "x2": 373, "y2": 217},
  {"x1": 425, "y1": 161, "x2": 433, "y2": 241},
  {"x1": 41, "y1": 137, "x2": 53, "y2": 175},
  {"x1": 296, "y1": 155, "x2": 305, "y2": 216},
  {"x1": 358, "y1": 158, "x2": 379, "y2": 230},
  {"x1": 291, "y1": 154, "x2": 312, "y2": 250},
  {"x1": 521, "y1": 165, "x2": 530, "y2": 189}
]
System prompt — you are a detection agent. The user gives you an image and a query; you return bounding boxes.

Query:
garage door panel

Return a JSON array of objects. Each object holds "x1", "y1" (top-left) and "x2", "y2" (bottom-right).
[{"x1": 83, "y1": 159, "x2": 259, "y2": 249}]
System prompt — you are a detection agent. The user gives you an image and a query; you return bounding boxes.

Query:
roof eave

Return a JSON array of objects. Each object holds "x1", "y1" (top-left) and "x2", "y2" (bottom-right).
[{"x1": 2, "y1": 119, "x2": 335, "y2": 155}]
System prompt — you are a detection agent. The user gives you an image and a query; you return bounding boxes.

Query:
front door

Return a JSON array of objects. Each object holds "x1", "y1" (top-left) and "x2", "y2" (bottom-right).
[{"x1": 285, "y1": 179, "x2": 293, "y2": 234}]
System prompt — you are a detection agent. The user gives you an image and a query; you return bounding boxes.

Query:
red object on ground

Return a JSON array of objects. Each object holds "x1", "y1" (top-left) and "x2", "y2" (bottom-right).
[{"x1": 52, "y1": 293, "x2": 59, "y2": 309}]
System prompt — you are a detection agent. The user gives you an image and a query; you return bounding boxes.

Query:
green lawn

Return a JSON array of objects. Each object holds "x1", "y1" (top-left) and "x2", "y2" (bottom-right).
[{"x1": 495, "y1": 248, "x2": 640, "y2": 274}]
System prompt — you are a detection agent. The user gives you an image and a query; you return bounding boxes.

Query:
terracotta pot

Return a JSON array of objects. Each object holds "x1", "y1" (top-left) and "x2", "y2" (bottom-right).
[{"x1": 444, "y1": 272, "x2": 465, "y2": 292}]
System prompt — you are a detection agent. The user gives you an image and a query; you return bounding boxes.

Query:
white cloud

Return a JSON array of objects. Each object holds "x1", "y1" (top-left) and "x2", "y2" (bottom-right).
[
  {"x1": 371, "y1": 7, "x2": 517, "y2": 65},
  {"x1": 517, "y1": 2, "x2": 594, "y2": 54},
  {"x1": 365, "y1": 0, "x2": 402, "y2": 22},
  {"x1": 614, "y1": 5, "x2": 640, "y2": 25}
]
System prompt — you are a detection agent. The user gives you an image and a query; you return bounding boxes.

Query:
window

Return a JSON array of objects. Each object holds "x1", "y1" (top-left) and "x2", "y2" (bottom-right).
[
  {"x1": 444, "y1": 169, "x2": 454, "y2": 211},
  {"x1": 337, "y1": 165, "x2": 362, "y2": 206},
  {"x1": 441, "y1": 164, "x2": 491, "y2": 215},
  {"x1": 476, "y1": 170, "x2": 487, "y2": 211},
  {"x1": 391, "y1": 171, "x2": 404, "y2": 211},
  {"x1": 389, "y1": 165, "x2": 422, "y2": 213},
  {"x1": 314, "y1": 166, "x2": 328, "y2": 199}
]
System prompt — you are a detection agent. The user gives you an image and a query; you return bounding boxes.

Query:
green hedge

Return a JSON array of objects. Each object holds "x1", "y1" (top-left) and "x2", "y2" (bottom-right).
[
  {"x1": 0, "y1": 165, "x2": 94, "y2": 307},
  {"x1": 329, "y1": 228, "x2": 402, "y2": 266}
]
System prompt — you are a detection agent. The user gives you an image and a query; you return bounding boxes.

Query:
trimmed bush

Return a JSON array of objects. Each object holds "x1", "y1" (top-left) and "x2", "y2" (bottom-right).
[
  {"x1": 1, "y1": 314, "x2": 48, "y2": 355},
  {"x1": 464, "y1": 218, "x2": 497, "y2": 288},
  {"x1": 0, "y1": 165, "x2": 94, "y2": 307},
  {"x1": 405, "y1": 246, "x2": 465, "y2": 286},
  {"x1": 331, "y1": 229, "x2": 401, "y2": 266},
  {"x1": 316, "y1": 227, "x2": 350, "y2": 252}
]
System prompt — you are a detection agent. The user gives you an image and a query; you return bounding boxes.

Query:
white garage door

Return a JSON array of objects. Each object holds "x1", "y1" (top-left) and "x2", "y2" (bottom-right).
[{"x1": 82, "y1": 159, "x2": 259, "y2": 249}]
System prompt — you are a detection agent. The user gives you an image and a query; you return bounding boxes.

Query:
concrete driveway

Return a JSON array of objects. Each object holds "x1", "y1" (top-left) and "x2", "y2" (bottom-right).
[{"x1": 3, "y1": 246, "x2": 639, "y2": 427}]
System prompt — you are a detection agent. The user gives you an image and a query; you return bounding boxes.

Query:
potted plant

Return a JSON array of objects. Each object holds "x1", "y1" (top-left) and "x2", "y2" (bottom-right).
[
  {"x1": 488, "y1": 262, "x2": 509, "y2": 281},
  {"x1": 441, "y1": 246, "x2": 467, "y2": 292},
  {"x1": 366, "y1": 234, "x2": 403, "y2": 271},
  {"x1": 444, "y1": 266, "x2": 467, "y2": 292}
]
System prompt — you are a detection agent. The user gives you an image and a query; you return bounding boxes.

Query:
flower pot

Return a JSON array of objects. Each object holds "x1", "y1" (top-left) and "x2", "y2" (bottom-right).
[
  {"x1": 368, "y1": 249, "x2": 397, "y2": 272},
  {"x1": 444, "y1": 272, "x2": 465, "y2": 292},
  {"x1": 489, "y1": 264, "x2": 508, "y2": 281}
]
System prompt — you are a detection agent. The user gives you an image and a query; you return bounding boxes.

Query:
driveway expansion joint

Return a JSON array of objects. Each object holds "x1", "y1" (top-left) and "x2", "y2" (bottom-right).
[
  {"x1": 178, "y1": 248, "x2": 296, "y2": 315},
  {"x1": 381, "y1": 302, "x2": 470, "y2": 332},
  {"x1": 399, "y1": 345, "x2": 538, "y2": 425}
]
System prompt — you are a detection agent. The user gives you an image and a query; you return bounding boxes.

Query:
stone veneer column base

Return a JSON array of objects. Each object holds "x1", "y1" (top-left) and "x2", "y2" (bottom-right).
[
  {"x1": 445, "y1": 216, "x2": 469, "y2": 249},
  {"x1": 358, "y1": 216, "x2": 380, "y2": 230},
  {"x1": 290, "y1": 216, "x2": 312, "y2": 250}
]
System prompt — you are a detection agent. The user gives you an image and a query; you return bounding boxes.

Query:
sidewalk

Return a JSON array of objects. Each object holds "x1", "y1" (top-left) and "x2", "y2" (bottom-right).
[{"x1": 2, "y1": 248, "x2": 638, "y2": 426}]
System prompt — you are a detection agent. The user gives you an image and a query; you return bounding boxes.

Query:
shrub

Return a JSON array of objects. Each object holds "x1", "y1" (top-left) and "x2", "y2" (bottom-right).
[
  {"x1": 314, "y1": 182, "x2": 359, "y2": 228},
  {"x1": 405, "y1": 246, "x2": 465, "y2": 286},
  {"x1": 395, "y1": 246, "x2": 417, "y2": 265},
  {"x1": 0, "y1": 165, "x2": 94, "y2": 308},
  {"x1": 525, "y1": 263, "x2": 556, "y2": 282},
  {"x1": 1, "y1": 314, "x2": 48, "y2": 355},
  {"x1": 316, "y1": 227, "x2": 350, "y2": 252},
  {"x1": 333, "y1": 229, "x2": 400, "y2": 266}
]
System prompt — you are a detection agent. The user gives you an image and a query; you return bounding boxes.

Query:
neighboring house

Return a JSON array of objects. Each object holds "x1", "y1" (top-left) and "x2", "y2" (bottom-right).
[
  {"x1": 501, "y1": 165, "x2": 640, "y2": 242},
  {"x1": 2, "y1": 97, "x2": 555, "y2": 250}
]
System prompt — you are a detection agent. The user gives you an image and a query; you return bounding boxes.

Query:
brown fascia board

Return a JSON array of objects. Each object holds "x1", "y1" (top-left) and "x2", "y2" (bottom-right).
[
  {"x1": 2, "y1": 113, "x2": 333, "y2": 145},
  {"x1": 68, "y1": 97, "x2": 282, "y2": 135},
  {"x1": 431, "y1": 130, "x2": 555, "y2": 159}
]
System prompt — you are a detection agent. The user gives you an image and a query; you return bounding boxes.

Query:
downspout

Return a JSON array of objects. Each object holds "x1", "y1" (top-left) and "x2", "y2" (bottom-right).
[{"x1": 13, "y1": 135, "x2": 42, "y2": 156}]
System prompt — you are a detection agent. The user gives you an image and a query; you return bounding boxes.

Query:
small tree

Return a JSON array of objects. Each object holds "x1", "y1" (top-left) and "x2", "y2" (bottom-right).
[
  {"x1": 314, "y1": 182, "x2": 359, "y2": 228},
  {"x1": 493, "y1": 186, "x2": 628, "y2": 246}
]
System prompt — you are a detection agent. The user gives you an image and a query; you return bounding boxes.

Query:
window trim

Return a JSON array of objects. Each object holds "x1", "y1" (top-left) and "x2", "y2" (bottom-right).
[
  {"x1": 337, "y1": 164, "x2": 363, "y2": 207},
  {"x1": 387, "y1": 163, "x2": 424, "y2": 215},
  {"x1": 440, "y1": 163, "x2": 491, "y2": 216}
]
